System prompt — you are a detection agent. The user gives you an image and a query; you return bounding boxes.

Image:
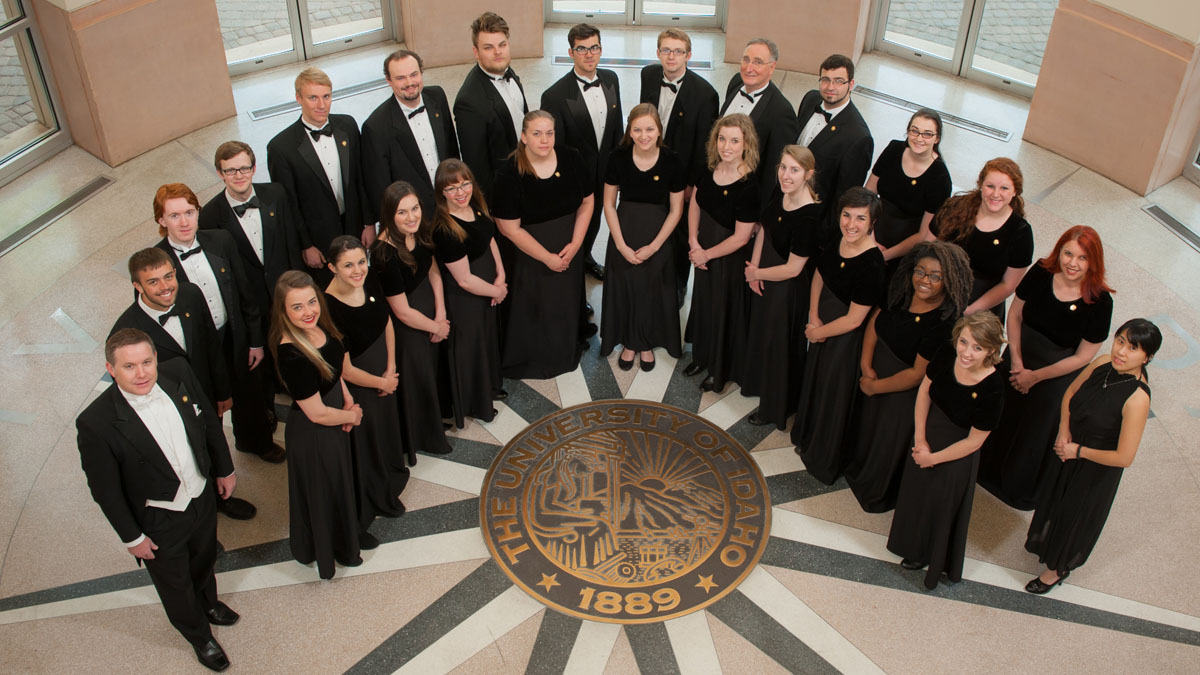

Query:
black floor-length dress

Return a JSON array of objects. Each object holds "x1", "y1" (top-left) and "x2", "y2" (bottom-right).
[
  {"x1": 739, "y1": 197, "x2": 822, "y2": 429},
  {"x1": 1025, "y1": 363, "x2": 1149, "y2": 573},
  {"x1": 278, "y1": 338, "x2": 360, "y2": 579},
  {"x1": 887, "y1": 348, "x2": 1004, "y2": 589},
  {"x1": 979, "y1": 264, "x2": 1112, "y2": 510},
  {"x1": 599, "y1": 146, "x2": 685, "y2": 358}
]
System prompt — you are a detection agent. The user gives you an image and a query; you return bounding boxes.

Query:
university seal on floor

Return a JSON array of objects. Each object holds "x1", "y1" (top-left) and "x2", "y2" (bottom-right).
[{"x1": 480, "y1": 401, "x2": 771, "y2": 623}]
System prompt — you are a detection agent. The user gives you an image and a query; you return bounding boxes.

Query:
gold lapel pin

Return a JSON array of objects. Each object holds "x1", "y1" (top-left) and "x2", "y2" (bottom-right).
[
  {"x1": 369, "y1": 296, "x2": 375, "y2": 302},
  {"x1": 830, "y1": 125, "x2": 837, "y2": 131},
  {"x1": 435, "y1": 112, "x2": 440, "y2": 117},
  {"x1": 269, "y1": 211, "x2": 275, "y2": 217},
  {"x1": 840, "y1": 261, "x2": 845, "y2": 268},
  {"x1": 911, "y1": 179, "x2": 917, "y2": 186},
  {"x1": 993, "y1": 238, "x2": 1000, "y2": 245},
  {"x1": 971, "y1": 392, "x2": 978, "y2": 399},
  {"x1": 555, "y1": 171, "x2": 561, "y2": 177},
  {"x1": 1069, "y1": 304, "x2": 1077, "y2": 311},
  {"x1": 220, "y1": 268, "x2": 225, "y2": 273},
  {"x1": 341, "y1": 140, "x2": 347, "y2": 146},
  {"x1": 777, "y1": 216, "x2": 782, "y2": 222},
  {"x1": 653, "y1": 175, "x2": 660, "y2": 181},
  {"x1": 678, "y1": 111, "x2": 683, "y2": 116},
  {"x1": 184, "y1": 312, "x2": 191, "y2": 318},
  {"x1": 182, "y1": 395, "x2": 189, "y2": 403},
  {"x1": 722, "y1": 190, "x2": 728, "y2": 196},
  {"x1": 915, "y1": 316, "x2": 921, "y2": 322}
]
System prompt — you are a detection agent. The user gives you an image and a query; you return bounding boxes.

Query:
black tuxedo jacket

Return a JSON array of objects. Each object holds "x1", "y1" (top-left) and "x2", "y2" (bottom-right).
[
  {"x1": 198, "y1": 182, "x2": 300, "y2": 313},
  {"x1": 796, "y1": 90, "x2": 874, "y2": 209},
  {"x1": 266, "y1": 113, "x2": 367, "y2": 253},
  {"x1": 76, "y1": 359, "x2": 234, "y2": 545},
  {"x1": 720, "y1": 75, "x2": 798, "y2": 200},
  {"x1": 361, "y1": 87, "x2": 459, "y2": 217},
  {"x1": 454, "y1": 65, "x2": 528, "y2": 199},
  {"x1": 110, "y1": 282, "x2": 231, "y2": 405},
  {"x1": 540, "y1": 69, "x2": 623, "y2": 187},
  {"x1": 155, "y1": 229, "x2": 262, "y2": 360},
  {"x1": 640, "y1": 65, "x2": 719, "y2": 186}
]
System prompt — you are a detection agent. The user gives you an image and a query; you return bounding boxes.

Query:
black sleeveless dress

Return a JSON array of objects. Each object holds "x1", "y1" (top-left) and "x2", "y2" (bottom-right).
[
  {"x1": 1025, "y1": 363, "x2": 1149, "y2": 573},
  {"x1": 932, "y1": 210, "x2": 1033, "y2": 320},
  {"x1": 278, "y1": 338, "x2": 360, "y2": 579}
]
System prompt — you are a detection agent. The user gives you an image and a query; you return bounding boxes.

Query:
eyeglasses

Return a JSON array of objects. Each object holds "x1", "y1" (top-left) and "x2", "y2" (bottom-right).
[
  {"x1": 741, "y1": 56, "x2": 774, "y2": 68},
  {"x1": 442, "y1": 181, "x2": 472, "y2": 194},
  {"x1": 818, "y1": 77, "x2": 849, "y2": 86},
  {"x1": 220, "y1": 166, "x2": 254, "y2": 176},
  {"x1": 913, "y1": 268, "x2": 943, "y2": 283},
  {"x1": 572, "y1": 44, "x2": 602, "y2": 55},
  {"x1": 907, "y1": 127, "x2": 938, "y2": 140},
  {"x1": 658, "y1": 48, "x2": 688, "y2": 58}
]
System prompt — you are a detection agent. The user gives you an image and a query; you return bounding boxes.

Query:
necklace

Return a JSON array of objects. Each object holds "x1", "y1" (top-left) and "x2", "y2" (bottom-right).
[{"x1": 1103, "y1": 366, "x2": 1138, "y2": 389}]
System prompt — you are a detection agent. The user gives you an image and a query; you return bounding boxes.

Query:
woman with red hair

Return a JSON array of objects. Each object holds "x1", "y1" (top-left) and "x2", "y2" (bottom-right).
[
  {"x1": 977, "y1": 225, "x2": 1114, "y2": 509},
  {"x1": 930, "y1": 157, "x2": 1033, "y2": 320}
]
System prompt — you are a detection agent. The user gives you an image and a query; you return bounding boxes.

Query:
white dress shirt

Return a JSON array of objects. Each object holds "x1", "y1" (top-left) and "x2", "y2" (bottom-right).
[
  {"x1": 575, "y1": 73, "x2": 608, "y2": 146},
  {"x1": 226, "y1": 190, "x2": 264, "y2": 264},
  {"x1": 168, "y1": 236, "x2": 228, "y2": 332},
  {"x1": 724, "y1": 85, "x2": 765, "y2": 117},
  {"x1": 399, "y1": 94, "x2": 440, "y2": 184},
  {"x1": 138, "y1": 295, "x2": 185, "y2": 351},
  {"x1": 798, "y1": 97, "x2": 851, "y2": 147},
  {"x1": 487, "y1": 69, "x2": 526, "y2": 140},
  {"x1": 120, "y1": 383, "x2": 208, "y2": 546},
  {"x1": 658, "y1": 72, "x2": 685, "y2": 135},
  {"x1": 303, "y1": 120, "x2": 345, "y2": 214}
]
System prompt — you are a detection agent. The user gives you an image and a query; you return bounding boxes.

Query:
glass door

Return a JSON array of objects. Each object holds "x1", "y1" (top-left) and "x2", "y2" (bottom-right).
[
  {"x1": 0, "y1": 0, "x2": 69, "y2": 189},
  {"x1": 219, "y1": 0, "x2": 393, "y2": 75},
  {"x1": 546, "y1": 0, "x2": 724, "y2": 28},
  {"x1": 872, "y1": 0, "x2": 1059, "y2": 97}
]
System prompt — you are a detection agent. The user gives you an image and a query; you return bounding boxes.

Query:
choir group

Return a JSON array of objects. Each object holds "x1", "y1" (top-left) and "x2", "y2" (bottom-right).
[{"x1": 74, "y1": 14, "x2": 1165, "y2": 671}]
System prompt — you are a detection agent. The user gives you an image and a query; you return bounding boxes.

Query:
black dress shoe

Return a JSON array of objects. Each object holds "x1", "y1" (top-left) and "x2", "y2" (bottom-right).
[
  {"x1": 259, "y1": 442, "x2": 286, "y2": 464},
  {"x1": 699, "y1": 376, "x2": 715, "y2": 392},
  {"x1": 193, "y1": 639, "x2": 230, "y2": 672},
  {"x1": 682, "y1": 363, "x2": 704, "y2": 377},
  {"x1": 1025, "y1": 571, "x2": 1069, "y2": 594},
  {"x1": 217, "y1": 497, "x2": 257, "y2": 521},
  {"x1": 617, "y1": 354, "x2": 635, "y2": 371},
  {"x1": 205, "y1": 602, "x2": 240, "y2": 626},
  {"x1": 586, "y1": 260, "x2": 605, "y2": 281},
  {"x1": 579, "y1": 322, "x2": 598, "y2": 340},
  {"x1": 492, "y1": 389, "x2": 508, "y2": 401},
  {"x1": 639, "y1": 358, "x2": 655, "y2": 372},
  {"x1": 442, "y1": 421, "x2": 454, "y2": 430},
  {"x1": 358, "y1": 532, "x2": 380, "y2": 551},
  {"x1": 747, "y1": 410, "x2": 769, "y2": 426},
  {"x1": 585, "y1": 302, "x2": 595, "y2": 317},
  {"x1": 900, "y1": 558, "x2": 926, "y2": 570}
]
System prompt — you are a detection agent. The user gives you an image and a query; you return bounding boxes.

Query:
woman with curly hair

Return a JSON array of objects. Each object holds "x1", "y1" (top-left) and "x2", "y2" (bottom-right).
[
  {"x1": 930, "y1": 157, "x2": 1033, "y2": 320},
  {"x1": 844, "y1": 240, "x2": 972, "y2": 512},
  {"x1": 978, "y1": 225, "x2": 1114, "y2": 510}
]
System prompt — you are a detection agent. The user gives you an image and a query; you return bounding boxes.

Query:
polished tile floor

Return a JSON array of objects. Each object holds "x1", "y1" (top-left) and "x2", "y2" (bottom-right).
[{"x1": 1, "y1": 26, "x2": 1199, "y2": 674}]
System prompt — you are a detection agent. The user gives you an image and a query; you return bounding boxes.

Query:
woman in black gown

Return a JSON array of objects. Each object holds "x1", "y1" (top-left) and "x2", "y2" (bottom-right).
[
  {"x1": 432, "y1": 159, "x2": 506, "y2": 426},
  {"x1": 600, "y1": 103, "x2": 686, "y2": 371},
  {"x1": 683, "y1": 113, "x2": 759, "y2": 393},
  {"x1": 269, "y1": 271, "x2": 362, "y2": 580},
  {"x1": 372, "y1": 181, "x2": 453, "y2": 457},
  {"x1": 843, "y1": 240, "x2": 972, "y2": 512},
  {"x1": 864, "y1": 108, "x2": 952, "y2": 282},
  {"x1": 887, "y1": 312, "x2": 1005, "y2": 590},
  {"x1": 323, "y1": 236, "x2": 409, "y2": 549},
  {"x1": 493, "y1": 110, "x2": 594, "y2": 379},
  {"x1": 791, "y1": 187, "x2": 885, "y2": 483},
  {"x1": 741, "y1": 145, "x2": 822, "y2": 429},
  {"x1": 1024, "y1": 319, "x2": 1159, "y2": 594},
  {"x1": 930, "y1": 157, "x2": 1033, "y2": 320},
  {"x1": 979, "y1": 225, "x2": 1114, "y2": 509}
]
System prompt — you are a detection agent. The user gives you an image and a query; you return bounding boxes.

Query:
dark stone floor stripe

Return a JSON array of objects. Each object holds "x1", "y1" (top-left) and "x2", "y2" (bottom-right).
[
  {"x1": 345, "y1": 559, "x2": 511, "y2": 674},
  {"x1": 0, "y1": 498, "x2": 480, "y2": 612},
  {"x1": 501, "y1": 378, "x2": 560, "y2": 423},
  {"x1": 661, "y1": 351, "x2": 703, "y2": 412},
  {"x1": 579, "y1": 346, "x2": 623, "y2": 401},
  {"x1": 707, "y1": 591, "x2": 840, "y2": 674},
  {"x1": 726, "y1": 409, "x2": 779, "y2": 451},
  {"x1": 625, "y1": 622, "x2": 682, "y2": 675},
  {"x1": 761, "y1": 537, "x2": 1200, "y2": 647},
  {"x1": 524, "y1": 610, "x2": 583, "y2": 675},
  {"x1": 443, "y1": 436, "x2": 502, "y2": 469},
  {"x1": 765, "y1": 471, "x2": 847, "y2": 506}
]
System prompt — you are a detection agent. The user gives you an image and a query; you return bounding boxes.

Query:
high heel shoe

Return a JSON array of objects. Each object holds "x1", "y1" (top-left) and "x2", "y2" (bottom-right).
[{"x1": 1025, "y1": 570, "x2": 1069, "y2": 594}]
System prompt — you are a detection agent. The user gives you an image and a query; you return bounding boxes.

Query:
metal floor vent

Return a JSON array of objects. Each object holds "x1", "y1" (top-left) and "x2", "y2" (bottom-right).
[
  {"x1": 248, "y1": 79, "x2": 390, "y2": 121},
  {"x1": 1142, "y1": 204, "x2": 1200, "y2": 254},
  {"x1": 552, "y1": 56, "x2": 713, "y2": 70},
  {"x1": 855, "y1": 86, "x2": 1011, "y2": 142},
  {"x1": 0, "y1": 175, "x2": 115, "y2": 258}
]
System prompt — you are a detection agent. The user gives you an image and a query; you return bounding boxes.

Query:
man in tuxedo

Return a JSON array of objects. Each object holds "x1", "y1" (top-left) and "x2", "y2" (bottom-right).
[
  {"x1": 77, "y1": 329, "x2": 241, "y2": 671},
  {"x1": 361, "y1": 49, "x2": 459, "y2": 220},
  {"x1": 157, "y1": 182, "x2": 285, "y2": 465},
  {"x1": 795, "y1": 53, "x2": 874, "y2": 245},
  {"x1": 719, "y1": 38, "x2": 798, "y2": 202},
  {"x1": 640, "y1": 28, "x2": 719, "y2": 305},
  {"x1": 110, "y1": 248, "x2": 258, "y2": 520},
  {"x1": 454, "y1": 11, "x2": 528, "y2": 200},
  {"x1": 266, "y1": 67, "x2": 368, "y2": 277},
  {"x1": 540, "y1": 23, "x2": 623, "y2": 283}
]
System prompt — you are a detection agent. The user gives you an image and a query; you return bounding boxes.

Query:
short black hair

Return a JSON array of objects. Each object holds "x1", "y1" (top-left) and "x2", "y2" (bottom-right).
[
  {"x1": 326, "y1": 235, "x2": 366, "y2": 266},
  {"x1": 568, "y1": 23, "x2": 601, "y2": 48},
  {"x1": 1116, "y1": 318, "x2": 1163, "y2": 360},
  {"x1": 820, "y1": 53, "x2": 855, "y2": 81},
  {"x1": 837, "y1": 186, "x2": 881, "y2": 226}
]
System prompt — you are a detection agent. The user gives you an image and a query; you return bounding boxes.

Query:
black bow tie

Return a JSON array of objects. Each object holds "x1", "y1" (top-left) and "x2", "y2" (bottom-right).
[
  {"x1": 496, "y1": 69, "x2": 516, "y2": 82},
  {"x1": 157, "y1": 305, "x2": 182, "y2": 326},
  {"x1": 813, "y1": 107, "x2": 832, "y2": 123},
  {"x1": 738, "y1": 89, "x2": 759, "y2": 103},
  {"x1": 177, "y1": 246, "x2": 203, "y2": 261},
  {"x1": 576, "y1": 76, "x2": 601, "y2": 91},
  {"x1": 407, "y1": 105, "x2": 426, "y2": 119},
  {"x1": 309, "y1": 125, "x2": 334, "y2": 141},
  {"x1": 661, "y1": 80, "x2": 678, "y2": 93},
  {"x1": 232, "y1": 196, "x2": 260, "y2": 218}
]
